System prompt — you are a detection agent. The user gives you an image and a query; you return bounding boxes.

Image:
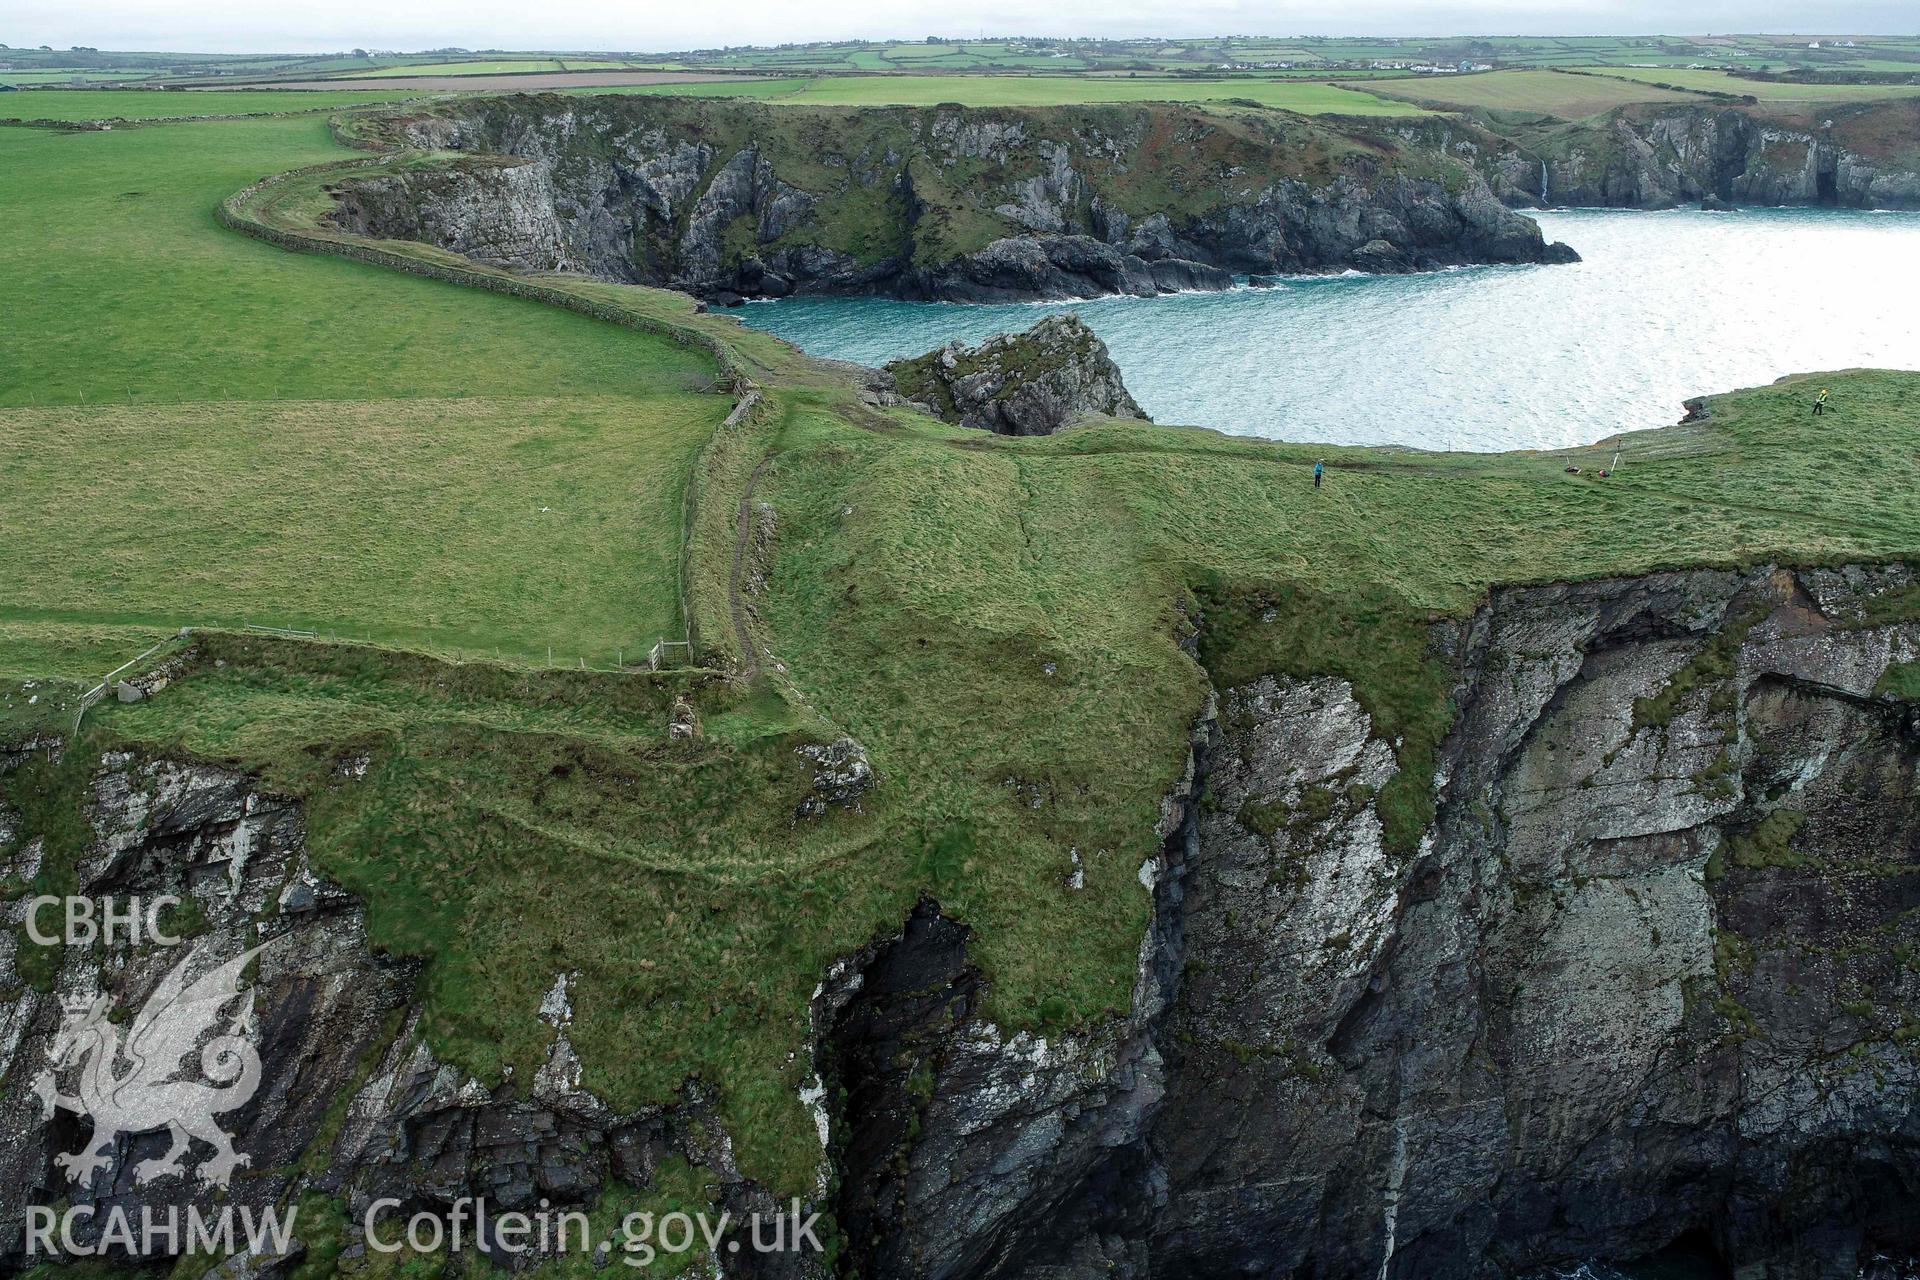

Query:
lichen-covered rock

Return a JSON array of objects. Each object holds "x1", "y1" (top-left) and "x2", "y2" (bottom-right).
[
  {"x1": 795, "y1": 736, "x2": 874, "y2": 818},
  {"x1": 883, "y1": 314, "x2": 1147, "y2": 436},
  {"x1": 818, "y1": 563, "x2": 1920, "y2": 1280}
]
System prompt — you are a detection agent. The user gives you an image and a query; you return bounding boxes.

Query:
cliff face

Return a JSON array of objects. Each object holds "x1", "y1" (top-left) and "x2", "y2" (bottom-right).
[
  {"x1": 4, "y1": 565, "x2": 1914, "y2": 1278},
  {"x1": 818, "y1": 563, "x2": 1920, "y2": 1280},
  {"x1": 324, "y1": 96, "x2": 1578, "y2": 303},
  {"x1": 0, "y1": 752, "x2": 814, "y2": 1276},
  {"x1": 1482, "y1": 100, "x2": 1920, "y2": 210}
]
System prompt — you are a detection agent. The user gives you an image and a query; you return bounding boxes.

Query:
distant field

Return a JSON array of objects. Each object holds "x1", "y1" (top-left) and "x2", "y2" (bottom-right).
[
  {"x1": 0, "y1": 115, "x2": 729, "y2": 663},
  {"x1": 340, "y1": 59, "x2": 568, "y2": 78},
  {"x1": 0, "y1": 88, "x2": 425, "y2": 120},
  {"x1": 573, "y1": 77, "x2": 808, "y2": 100},
  {"x1": 1593, "y1": 66, "x2": 1920, "y2": 103},
  {"x1": 0, "y1": 68, "x2": 157, "y2": 85},
  {"x1": 1355, "y1": 69, "x2": 1696, "y2": 117},
  {"x1": 253, "y1": 71, "x2": 760, "y2": 93},
  {"x1": 774, "y1": 75, "x2": 1426, "y2": 114}
]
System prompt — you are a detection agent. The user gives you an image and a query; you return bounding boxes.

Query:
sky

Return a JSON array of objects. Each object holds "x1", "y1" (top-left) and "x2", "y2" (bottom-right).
[{"x1": 5, "y1": 0, "x2": 1916, "y2": 56}]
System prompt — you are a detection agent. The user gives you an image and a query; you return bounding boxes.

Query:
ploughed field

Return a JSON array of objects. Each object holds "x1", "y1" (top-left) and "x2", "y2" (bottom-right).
[{"x1": 1356, "y1": 66, "x2": 1920, "y2": 116}]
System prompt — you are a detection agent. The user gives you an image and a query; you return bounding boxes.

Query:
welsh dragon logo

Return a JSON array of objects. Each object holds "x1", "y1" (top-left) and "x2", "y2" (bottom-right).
[{"x1": 35, "y1": 942, "x2": 269, "y2": 1189}]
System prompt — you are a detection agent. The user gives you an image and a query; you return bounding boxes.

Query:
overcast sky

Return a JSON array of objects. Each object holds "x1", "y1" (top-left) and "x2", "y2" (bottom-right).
[{"x1": 7, "y1": 1, "x2": 1916, "y2": 56}]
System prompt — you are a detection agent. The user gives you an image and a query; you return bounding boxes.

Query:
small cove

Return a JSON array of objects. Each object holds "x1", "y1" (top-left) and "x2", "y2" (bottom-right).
[{"x1": 738, "y1": 208, "x2": 1920, "y2": 451}]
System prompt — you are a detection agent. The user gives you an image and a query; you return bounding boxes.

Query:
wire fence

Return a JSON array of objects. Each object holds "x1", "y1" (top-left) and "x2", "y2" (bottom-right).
[{"x1": 73, "y1": 630, "x2": 195, "y2": 737}]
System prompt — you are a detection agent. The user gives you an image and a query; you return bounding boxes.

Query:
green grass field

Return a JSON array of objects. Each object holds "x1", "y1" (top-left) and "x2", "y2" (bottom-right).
[
  {"x1": 0, "y1": 88, "x2": 429, "y2": 120},
  {"x1": 0, "y1": 114, "x2": 730, "y2": 663},
  {"x1": 770, "y1": 74, "x2": 1425, "y2": 114},
  {"x1": 1356, "y1": 69, "x2": 1696, "y2": 117},
  {"x1": 1594, "y1": 66, "x2": 1920, "y2": 103},
  {"x1": 0, "y1": 397, "x2": 710, "y2": 660}
]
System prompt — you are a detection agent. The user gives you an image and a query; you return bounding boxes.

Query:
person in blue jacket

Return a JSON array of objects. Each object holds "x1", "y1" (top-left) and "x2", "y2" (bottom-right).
[{"x1": 1313, "y1": 460, "x2": 1325, "y2": 490}]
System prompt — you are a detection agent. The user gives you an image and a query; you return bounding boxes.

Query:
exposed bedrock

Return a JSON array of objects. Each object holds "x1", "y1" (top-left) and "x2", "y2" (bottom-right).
[
  {"x1": 4, "y1": 563, "x2": 1915, "y2": 1278},
  {"x1": 324, "y1": 96, "x2": 1579, "y2": 303},
  {"x1": 1480, "y1": 100, "x2": 1920, "y2": 211},
  {"x1": 817, "y1": 563, "x2": 1920, "y2": 1280},
  {"x1": 881, "y1": 313, "x2": 1148, "y2": 436},
  {"x1": 0, "y1": 753, "x2": 814, "y2": 1276}
]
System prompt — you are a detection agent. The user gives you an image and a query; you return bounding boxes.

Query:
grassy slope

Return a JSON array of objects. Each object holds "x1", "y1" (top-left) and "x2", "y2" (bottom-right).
[
  {"x1": 4, "y1": 92, "x2": 1920, "y2": 1208},
  {"x1": 0, "y1": 115, "x2": 727, "y2": 662},
  {"x1": 45, "y1": 365, "x2": 1918, "y2": 1203}
]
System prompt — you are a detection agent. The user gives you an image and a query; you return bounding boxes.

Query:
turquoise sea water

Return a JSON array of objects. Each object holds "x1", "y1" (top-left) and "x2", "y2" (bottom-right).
[{"x1": 737, "y1": 208, "x2": 1920, "y2": 451}]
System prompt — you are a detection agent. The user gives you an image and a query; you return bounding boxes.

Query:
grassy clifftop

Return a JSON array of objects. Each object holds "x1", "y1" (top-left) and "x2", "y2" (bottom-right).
[
  {"x1": 17, "y1": 357, "x2": 1918, "y2": 1194},
  {"x1": 4, "y1": 101, "x2": 1920, "y2": 1200}
]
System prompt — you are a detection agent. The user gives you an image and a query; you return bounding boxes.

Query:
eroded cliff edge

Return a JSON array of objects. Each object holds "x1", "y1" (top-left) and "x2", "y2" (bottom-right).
[
  {"x1": 323, "y1": 96, "x2": 1578, "y2": 303},
  {"x1": 2, "y1": 564, "x2": 1914, "y2": 1279},
  {"x1": 817, "y1": 563, "x2": 1920, "y2": 1280}
]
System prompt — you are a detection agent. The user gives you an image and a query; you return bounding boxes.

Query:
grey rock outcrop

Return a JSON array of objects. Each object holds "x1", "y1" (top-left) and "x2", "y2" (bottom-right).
[
  {"x1": 795, "y1": 736, "x2": 875, "y2": 818},
  {"x1": 325, "y1": 96, "x2": 1579, "y2": 303},
  {"x1": 1485, "y1": 100, "x2": 1920, "y2": 211},
  {"x1": 901, "y1": 235, "x2": 1232, "y2": 304},
  {"x1": 5, "y1": 576, "x2": 1915, "y2": 1278},
  {"x1": 0, "y1": 753, "x2": 821, "y2": 1276},
  {"x1": 816, "y1": 563, "x2": 1920, "y2": 1279},
  {"x1": 882, "y1": 313, "x2": 1147, "y2": 436}
]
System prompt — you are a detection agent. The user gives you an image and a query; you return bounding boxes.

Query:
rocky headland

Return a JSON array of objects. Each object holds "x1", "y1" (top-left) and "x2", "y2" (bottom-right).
[
  {"x1": 322, "y1": 96, "x2": 1580, "y2": 303},
  {"x1": 816, "y1": 562, "x2": 1920, "y2": 1280}
]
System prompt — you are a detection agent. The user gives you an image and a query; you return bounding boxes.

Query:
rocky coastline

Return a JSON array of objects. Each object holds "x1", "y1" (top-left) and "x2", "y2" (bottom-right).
[
  {"x1": 1479, "y1": 99, "x2": 1920, "y2": 211},
  {"x1": 323, "y1": 96, "x2": 1580, "y2": 304}
]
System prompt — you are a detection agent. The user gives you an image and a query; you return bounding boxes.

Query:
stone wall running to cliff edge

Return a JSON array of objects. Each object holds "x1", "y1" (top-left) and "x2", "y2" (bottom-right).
[
  {"x1": 321, "y1": 96, "x2": 1578, "y2": 303},
  {"x1": 816, "y1": 563, "x2": 1920, "y2": 1280}
]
